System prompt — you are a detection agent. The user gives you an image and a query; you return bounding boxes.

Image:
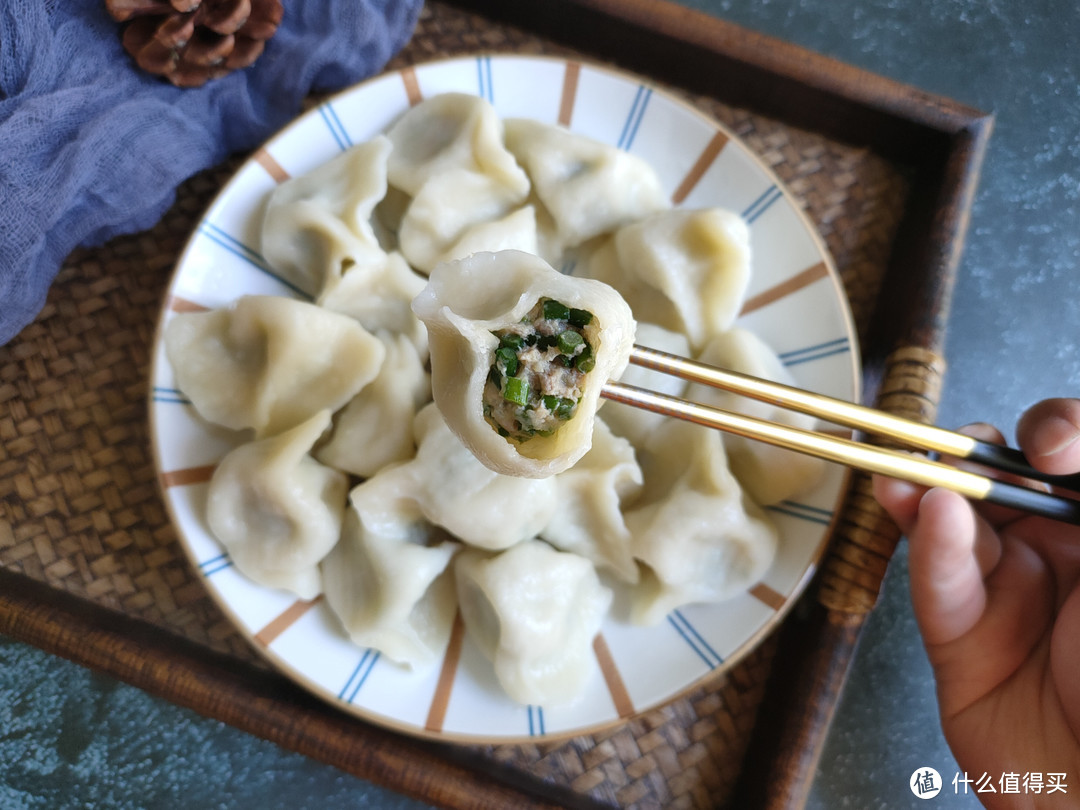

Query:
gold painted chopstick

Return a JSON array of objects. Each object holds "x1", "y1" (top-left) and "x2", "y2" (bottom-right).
[
  {"x1": 627, "y1": 344, "x2": 1080, "y2": 493},
  {"x1": 600, "y1": 380, "x2": 1080, "y2": 525}
]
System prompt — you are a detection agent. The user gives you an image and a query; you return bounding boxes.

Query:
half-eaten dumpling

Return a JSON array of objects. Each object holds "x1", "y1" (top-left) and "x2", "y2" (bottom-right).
[{"x1": 412, "y1": 250, "x2": 635, "y2": 478}]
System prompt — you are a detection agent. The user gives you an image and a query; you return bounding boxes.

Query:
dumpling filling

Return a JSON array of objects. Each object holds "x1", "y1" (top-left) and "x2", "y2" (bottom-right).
[{"x1": 483, "y1": 298, "x2": 595, "y2": 441}]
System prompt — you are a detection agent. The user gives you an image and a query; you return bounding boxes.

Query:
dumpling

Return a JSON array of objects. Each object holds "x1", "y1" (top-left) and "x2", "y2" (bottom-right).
[
  {"x1": 601, "y1": 321, "x2": 691, "y2": 448},
  {"x1": 314, "y1": 334, "x2": 432, "y2": 478},
  {"x1": 397, "y1": 170, "x2": 536, "y2": 274},
  {"x1": 261, "y1": 136, "x2": 392, "y2": 298},
  {"x1": 317, "y1": 251, "x2": 430, "y2": 359},
  {"x1": 206, "y1": 410, "x2": 348, "y2": 600},
  {"x1": 164, "y1": 295, "x2": 385, "y2": 437},
  {"x1": 385, "y1": 93, "x2": 528, "y2": 197},
  {"x1": 688, "y1": 328, "x2": 826, "y2": 505},
  {"x1": 385, "y1": 93, "x2": 533, "y2": 274},
  {"x1": 584, "y1": 208, "x2": 751, "y2": 350},
  {"x1": 503, "y1": 117, "x2": 669, "y2": 248},
  {"x1": 626, "y1": 419, "x2": 778, "y2": 625},
  {"x1": 412, "y1": 250, "x2": 636, "y2": 478},
  {"x1": 405, "y1": 403, "x2": 558, "y2": 550},
  {"x1": 541, "y1": 419, "x2": 643, "y2": 583},
  {"x1": 321, "y1": 481, "x2": 459, "y2": 670},
  {"x1": 454, "y1": 541, "x2": 612, "y2": 706}
]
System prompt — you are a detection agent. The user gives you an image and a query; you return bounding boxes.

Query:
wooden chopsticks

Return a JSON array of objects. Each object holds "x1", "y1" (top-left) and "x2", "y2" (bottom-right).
[{"x1": 599, "y1": 345, "x2": 1080, "y2": 525}]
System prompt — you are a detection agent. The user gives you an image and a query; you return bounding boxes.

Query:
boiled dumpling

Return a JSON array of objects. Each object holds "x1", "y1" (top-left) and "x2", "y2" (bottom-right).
[
  {"x1": 688, "y1": 328, "x2": 826, "y2": 505},
  {"x1": 314, "y1": 334, "x2": 432, "y2": 478},
  {"x1": 627, "y1": 419, "x2": 778, "y2": 625},
  {"x1": 454, "y1": 540, "x2": 612, "y2": 706},
  {"x1": 405, "y1": 403, "x2": 558, "y2": 550},
  {"x1": 261, "y1": 136, "x2": 392, "y2": 298},
  {"x1": 386, "y1": 94, "x2": 532, "y2": 274},
  {"x1": 585, "y1": 208, "x2": 751, "y2": 350},
  {"x1": 503, "y1": 117, "x2": 669, "y2": 248},
  {"x1": 412, "y1": 250, "x2": 636, "y2": 478},
  {"x1": 321, "y1": 481, "x2": 458, "y2": 670},
  {"x1": 602, "y1": 321, "x2": 691, "y2": 448},
  {"x1": 541, "y1": 419, "x2": 642, "y2": 583},
  {"x1": 164, "y1": 295, "x2": 385, "y2": 437},
  {"x1": 206, "y1": 410, "x2": 347, "y2": 599},
  {"x1": 385, "y1": 93, "x2": 528, "y2": 197},
  {"x1": 317, "y1": 250, "x2": 430, "y2": 359}
]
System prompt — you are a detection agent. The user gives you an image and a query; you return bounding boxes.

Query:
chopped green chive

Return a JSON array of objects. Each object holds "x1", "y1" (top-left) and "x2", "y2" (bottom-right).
[
  {"x1": 495, "y1": 346, "x2": 519, "y2": 376},
  {"x1": 575, "y1": 347, "x2": 595, "y2": 373},
  {"x1": 542, "y1": 299, "x2": 571, "y2": 321},
  {"x1": 503, "y1": 376, "x2": 529, "y2": 406},
  {"x1": 499, "y1": 333, "x2": 525, "y2": 350},
  {"x1": 557, "y1": 330, "x2": 584, "y2": 354},
  {"x1": 568, "y1": 308, "x2": 593, "y2": 327}
]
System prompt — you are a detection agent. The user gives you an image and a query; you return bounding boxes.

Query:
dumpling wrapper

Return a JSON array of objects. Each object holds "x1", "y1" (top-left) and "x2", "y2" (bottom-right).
[
  {"x1": 454, "y1": 540, "x2": 612, "y2": 706},
  {"x1": 412, "y1": 250, "x2": 635, "y2": 478},
  {"x1": 688, "y1": 328, "x2": 826, "y2": 506},
  {"x1": 206, "y1": 410, "x2": 348, "y2": 600},
  {"x1": 164, "y1": 295, "x2": 385, "y2": 438}
]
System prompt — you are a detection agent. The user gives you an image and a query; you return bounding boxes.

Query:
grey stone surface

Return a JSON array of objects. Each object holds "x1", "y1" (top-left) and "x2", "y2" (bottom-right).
[{"x1": 3, "y1": 1, "x2": 1078, "y2": 808}]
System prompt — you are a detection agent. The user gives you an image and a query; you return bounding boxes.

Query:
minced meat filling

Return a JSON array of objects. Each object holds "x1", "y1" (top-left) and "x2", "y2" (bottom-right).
[{"x1": 483, "y1": 298, "x2": 595, "y2": 442}]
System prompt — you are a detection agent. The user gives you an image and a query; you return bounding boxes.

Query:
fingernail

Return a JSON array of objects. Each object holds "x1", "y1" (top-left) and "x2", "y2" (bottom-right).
[{"x1": 1041, "y1": 415, "x2": 1080, "y2": 457}]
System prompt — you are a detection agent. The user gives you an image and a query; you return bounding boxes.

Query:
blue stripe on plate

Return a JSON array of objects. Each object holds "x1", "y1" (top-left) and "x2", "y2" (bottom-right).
[
  {"x1": 617, "y1": 85, "x2": 652, "y2": 151},
  {"x1": 527, "y1": 705, "x2": 546, "y2": 736},
  {"x1": 778, "y1": 337, "x2": 851, "y2": 367},
  {"x1": 197, "y1": 223, "x2": 311, "y2": 299},
  {"x1": 766, "y1": 500, "x2": 835, "y2": 527},
  {"x1": 319, "y1": 102, "x2": 352, "y2": 151},
  {"x1": 668, "y1": 609, "x2": 723, "y2": 669},
  {"x1": 742, "y1": 184, "x2": 783, "y2": 224},
  {"x1": 152, "y1": 386, "x2": 191, "y2": 405},
  {"x1": 199, "y1": 552, "x2": 233, "y2": 577},
  {"x1": 339, "y1": 649, "x2": 381, "y2": 703},
  {"x1": 476, "y1": 55, "x2": 494, "y2": 103}
]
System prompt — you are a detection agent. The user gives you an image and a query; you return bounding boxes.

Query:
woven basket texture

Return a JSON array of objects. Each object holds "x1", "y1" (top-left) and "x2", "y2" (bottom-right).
[{"x1": 0, "y1": 4, "x2": 917, "y2": 808}]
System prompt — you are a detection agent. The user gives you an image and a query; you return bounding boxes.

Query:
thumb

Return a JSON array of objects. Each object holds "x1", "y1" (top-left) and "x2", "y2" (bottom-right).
[{"x1": 1016, "y1": 398, "x2": 1080, "y2": 476}]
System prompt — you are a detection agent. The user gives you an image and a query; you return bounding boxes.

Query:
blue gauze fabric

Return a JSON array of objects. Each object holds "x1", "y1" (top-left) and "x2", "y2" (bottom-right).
[{"x1": 0, "y1": 0, "x2": 422, "y2": 345}]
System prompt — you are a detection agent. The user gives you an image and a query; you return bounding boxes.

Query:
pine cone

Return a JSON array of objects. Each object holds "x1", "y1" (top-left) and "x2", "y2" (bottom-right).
[{"x1": 105, "y1": 0, "x2": 284, "y2": 87}]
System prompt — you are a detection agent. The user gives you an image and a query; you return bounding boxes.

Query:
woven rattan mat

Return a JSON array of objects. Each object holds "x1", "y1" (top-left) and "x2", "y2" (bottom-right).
[{"x1": 0, "y1": 4, "x2": 910, "y2": 808}]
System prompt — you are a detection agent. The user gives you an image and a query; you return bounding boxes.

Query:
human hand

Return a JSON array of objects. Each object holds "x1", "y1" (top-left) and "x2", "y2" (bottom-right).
[{"x1": 874, "y1": 398, "x2": 1080, "y2": 805}]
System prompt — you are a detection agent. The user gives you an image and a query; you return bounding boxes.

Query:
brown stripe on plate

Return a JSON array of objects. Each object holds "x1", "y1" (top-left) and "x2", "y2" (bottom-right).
[
  {"x1": 168, "y1": 295, "x2": 210, "y2": 313},
  {"x1": 254, "y1": 596, "x2": 323, "y2": 646},
  {"x1": 739, "y1": 261, "x2": 829, "y2": 317},
  {"x1": 592, "y1": 634, "x2": 635, "y2": 719},
  {"x1": 400, "y1": 66, "x2": 423, "y2": 107},
  {"x1": 159, "y1": 464, "x2": 217, "y2": 488},
  {"x1": 749, "y1": 582, "x2": 786, "y2": 611},
  {"x1": 425, "y1": 610, "x2": 465, "y2": 733},
  {"x1": 671, "y1": 129, "x2": 729, "y2": 205},
  {"x1": 254, "y1": 148, "x2": 290, "y2": 184},
  {"x1": 558, "y1": 61, "x2": 581, "y2": 127}
]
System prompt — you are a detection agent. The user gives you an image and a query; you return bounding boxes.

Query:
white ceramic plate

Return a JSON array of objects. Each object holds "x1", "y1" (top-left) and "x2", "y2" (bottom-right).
[{"x1": 149, "y1": 55, "x2": 860, "y2": 743}]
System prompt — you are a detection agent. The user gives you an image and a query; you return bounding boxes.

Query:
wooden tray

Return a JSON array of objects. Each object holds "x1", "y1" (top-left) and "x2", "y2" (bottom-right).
[{"x1": 0, "y1": 1, "x2": 991, "y2": 808}]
